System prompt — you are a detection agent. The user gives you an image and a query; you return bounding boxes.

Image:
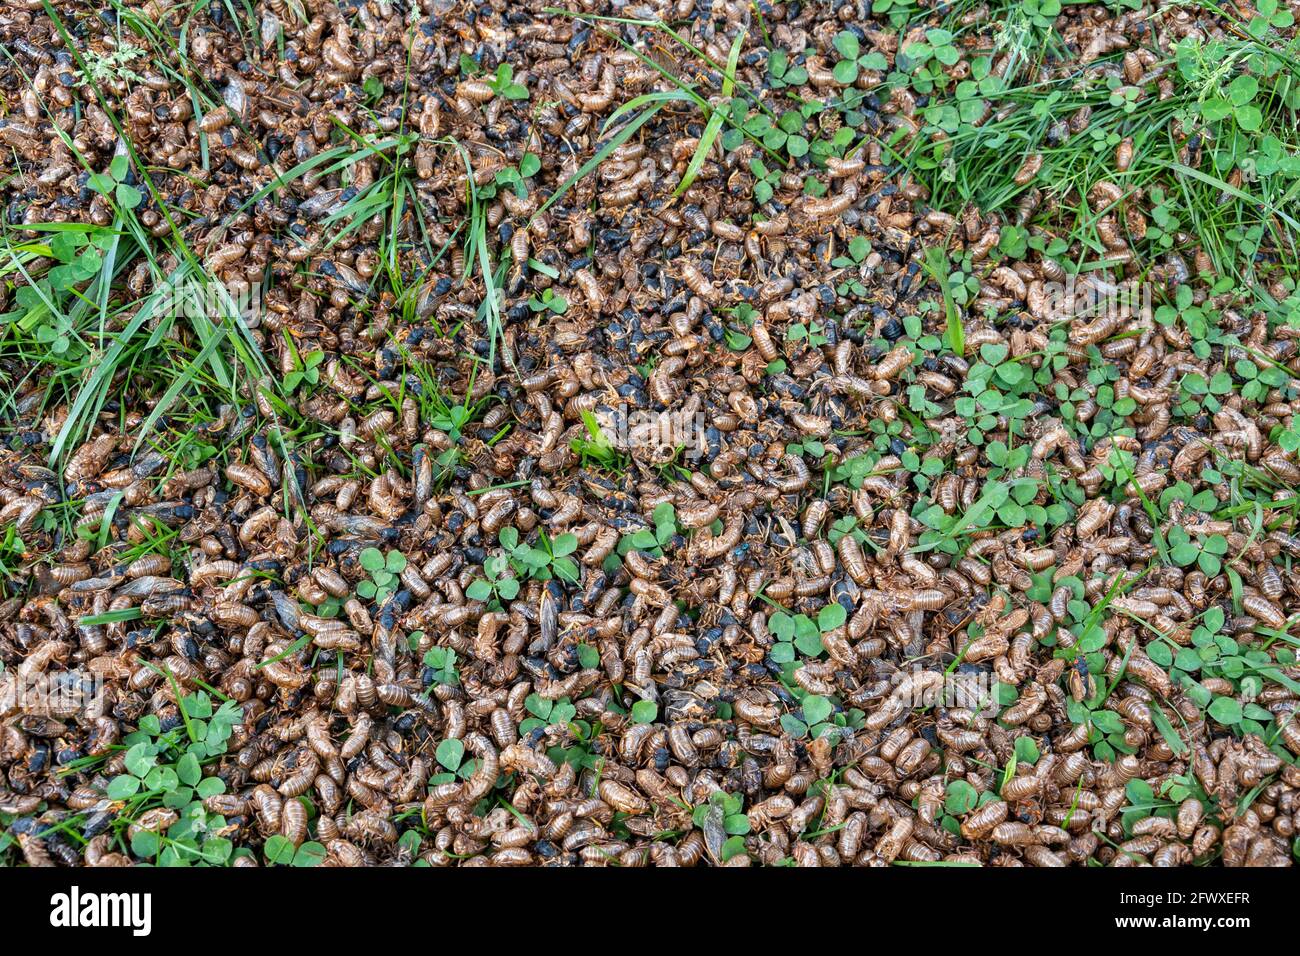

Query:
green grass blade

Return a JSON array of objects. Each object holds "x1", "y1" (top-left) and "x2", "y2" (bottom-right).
[
  {"x1": 1154, "y1": 158, "x2": 1300, "y2": 233},
  {"x1": 47, "y1": 272, "x2": 176, "y2": 467},
  {"x1": 675, "y1": 113, "x2": 725, "y2": 197},
  {"x1": 79, "y1": 607, "x2": 143, "y2": 626},
  {"x1": 921, "y1": 246, "x2": 963, "y2": 358},
  {"x1": 720, "y1": 28, "x2": 746, "y2": 98},
  {"x1": 131, "y1": 306, "x2": 229, "y2": 457},
  {"x1": 533, "y1": 101, "x2": 670, "y2": 223},
  {"x1": 600, "y1": 89, "x2": 692, "y2": 135},
  {"x1": 673, "y1": 29, "x2": 745, "y2": 197}
]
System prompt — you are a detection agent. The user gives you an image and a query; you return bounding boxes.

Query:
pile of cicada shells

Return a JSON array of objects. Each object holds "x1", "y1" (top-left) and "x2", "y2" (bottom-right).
[{"x1": 1, "y1": 0, "x2": 1297, "y2": 867}]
